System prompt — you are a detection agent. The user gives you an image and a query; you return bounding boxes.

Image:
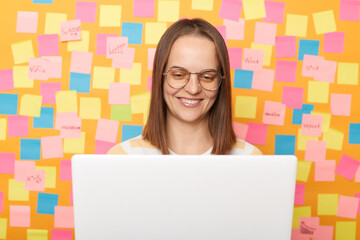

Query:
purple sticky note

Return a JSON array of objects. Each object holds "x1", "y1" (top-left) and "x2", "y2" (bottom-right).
[
  {"x1": 263, "y1": 1, "x2": 285, "y2": 23},
  {"x1": 282, "y1": 86, "x2": 304, "y2": 109},
  {"x1": 70, "y1": 51, "x2": 93, "y2": 74},
  {"x1": 254, "y1": 22, "x2": 277, "y2": 45},
  {"x1": 323, "y1": 32, "x2": 345, "y2": 53},
  {"x1": 133, "y1": 0, "x2": 155, "y2": 18},
  {"x1": 275, "y1": 36, "x2": 296, "y2": 58},
  {"x1": 51, "y1": 229, "x2": 73, "y2": 240},
  {"x1": 8, "y1": 116, "x2": 29, "y2": 137},
  {"x1": 294, "y1": 183, "x2": 305, "y2": 205},
  {"x1": 275, "y1": 60, "x2": 297, "y2": 82},
  {"x1": 339, "y1": 0, "x2": 360, "y2": 21},
  {"x1": 0, "y1": 153, "x2": 16, "y2": 174},
  {"x1": 16, "y1": 11, "x2": 38, "y2": 33},
  {"x1": 232, "y1": 122, "x2": 248, "y2": 140},
  {"x1": 0, "y1": 69, "x2": 14, "y2": 91},
  {"x1": 228, "y1": 48, "x2": 242, "y2": 69},
  {"x1": 40, "y1": 82, "x2": 61, "y2": 104},
  {"x1": 37, "y1": 34, "x2": 59, "y2": 56},
  {"x1": 335, "y1": 154, "x2": 360, "y2": 181},
  {"x1": 252, "y1": 69, "x2": 274, "y2": 91},
  {"x1": 245, "y1": 122, "x2": 267, "y2": 145},
  {"x1": 60, "y1": 160, "x2": 72, "y2": 181},
  {"x1": 95, "y1": 140, "x2": 116, "y2": 154},
  {"x1": 223, "y1": 18, "x2": 245, "y2": 40},
  {"x1": 75, "y1": 1, "x2": 97, "y2": 23},
  {"x1": 219, "y1": 0, "x2": 243, "y2": 21},
  {"x1": 96, "y1": 34, "x2": 118, "y2": 55}
]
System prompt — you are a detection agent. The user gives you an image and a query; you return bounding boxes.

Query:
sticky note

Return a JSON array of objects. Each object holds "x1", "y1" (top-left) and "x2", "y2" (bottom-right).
[
  {"x1": 234, "y1": 69, "x2": 252, "y2": 89},
  {"x1": 121, "y1": 125, "x2": 143, "y2": 142},
  {"x1": 307, "y1": 81, "x2": 329, "y2": 103},
  {"x1": 263, "y1": 101, "x2": 286, "y2": 126},
  {"x1": 56, "y1": 90, "x2": 78, "y2": 113},
  {"x1": 0, "y1": 69, "x2": 13, "y2": 91},
  {"x1": 235, "y1": 96, "x2": 257, "y2": 119},
  {"x1": 96, "y1": 34, "x2": 118, "y2": 55},
  {"x1": 0, "y1": 94, "x2": 18, "y2": 115},
  {"x1": 99, "y1": 5, "x2": 121, "y2": 27},
  {"x1": 20, "y1": 139, "x2": 41, "y2": 160},
  {"x1": 311, "y1": 111, "x2": 331, "y2": 132},
  {"x1": 158, "y1": 0, "x2": 180, "y2": 22},
  {"x1": 232, "y1": 122, "x2": 248, "y2": 140},
  {"x1": 8, "y1": 116, "x2": 29, "y2": 137},
  {"x1": 252, "y1": 69, "x2": 274, "y2": 91},
  {"x1": 8, "y1": 179, "x2": 29, "y2": 201},
  {"x1": 54, "y1": 206, "x2": 74, "y2": 228},
  {"x1": 275, "y1": 135, "x2": 295, "y2": 155},
  {"x1": 67, "y1": 30, "x2": 90, "y2": 51},
  {"x1": 63, "y1": 132, "x2": 85, "y2": 154},
  {"x1": 223, "y1": 19, "x2": 245, "y2": 40},
  {"x1": 322, "y1": 128, "x2": 344, "y2": 150},
  {"x1": 275, "y1": 60, "x2": 297, "y2": 82},
  {"x1": 330, "y1": 94, "x2": 351, "y2": 116},
  {"x1": 0, "y1": 218, "x2": 7, "y2": 239},
  {"x1": 285, "y1": 14, "x2": 308, "y2": 37},
  {"x1": 16, "y1": 11, "x2": 38, "y2": 33},
  {"x1": 56, "y1": 113, "x2": 81, "y2": 139},
  {"x1": 37, "y1": 193, "x2": 58, "y2": 214},
  {"x1": 275, "y1": 36, "x2": 296, "y2": 58},
  {"x1": 219, "y1": 0, "x2": 242, "y2": 21},
  {"x1": 15, "y1": 161, "x2": 35, "y2": 181},
  {"x1": 315, "y1": 160, "x2": 336, "y2": 182},
  {"x1": 95, "y1": 119, "x2": 119, "y2": 143},
  {"x1": 27, "y1": 229, "x2": 48, "y2": 240},
  {"x1": 254, "y1": 22, "x2": 277, "y2": 45},
  {"x1": 95, "y1": 140, "x2": 116, "y2": 154},
  {"x1": 192, "y1": 0, "x2": 213, "y2": 10},
  {"x1": 292, "y1": 206, "x2": 311, "y2": 228},
  {"x1": 11, "y1": 40, "x2": 34, "y2": 64},
  {"x1": 250, "y1": 43, "x2": 272, "y2": 66},
  {"x1": 119, "y1": 63, "x2": 142, "y2": 85},
  {"x1": 147, "y1": 48, "x2": 156, "y2": 70},
  {"x1": 298, "y1": 131, "x2": 319, "y2": 151},
  {"x1": 313, "y1": 60, "x2": 337, "y2": 83},
  {"x1": 337, "y1": 62, "x2": 358, "y2": 85},
  {"x1": 228, "y1": 48, "x2": 242, "y2": 69},
  {"x1": 312, "y1": 10, "x2": 336, "y2": 34},
  {"x1": 318, "y1": 194, "x2": 338, "y2": 215},
  {"x1": 37, "y1": 34, "x2": 59, "y2": 56},
  {"x1": 245, "y1": 123, "x2": 267, "y2": 145},
  {"x1": 28, "y1": 58, "x2": 50, "y2": 80},
  {"x1": 336, "y1": 195, "x2": 359, "y2": 219},
  {"x1": 305, "y1": 140, "x2": 326, "y2": 161},
  {"x1": 301, "y1": 55, "x2": 324, "y2": 77},
  {"x1": 112, "y1": 47, "x2": 135, "y2": 69},
  {"x1": 41, "y1": 136, "x2": 63, "y2": 159},
  {"x1": 339, "y1": 0, "x2": 360, "y2": 21},
  {"x1": 335, "y1": 221, "x2": 357, "y2": 240},
  {"x1": 301, "y1": 114, "x2": 323, "y2": 137},
  {"x1": 35, "y1": 166, "x2": 56, "y2": 188},
  {"x1": 69, "y1": 72, "x2": 90, "y2": 93},
  {"x1": 145, "y1": 22, "x2": 167, "y2": 45},
  {"x1": 335, "y1": 154, "x2": 360, "y2": 181},
  {"x1": 298, "y1": 39, "x2": 320, "y2": 61},
  {"x1": 298, "y1": 217, "x2": 320, "y2": 238},
  {"x1": 242, "y1": 0, "x2": 266, "y2": 20},
  {"x1": 0, "y1": 119, "x2": 6, "y2": 140},
  {"x1": 109, "y1": 83, "x2": 130, "y2": 105},
  {"x1": 45, "y1": 13, "x2": 67, "y2": 34},
  {"x1": 133, "y1": 0, "x2": 155, "y2": 17},
  {"x1": 40, "y1": 82, "x2": 61, "y2": 104},
  {"x1": 282, "y1": 86, "x2": 304, "y2": 109},
  {"x1": 60, "y1": 160, "x2": 72, "y2": 181},
  {"x1": 60, "y1": 20, "x2": 81, "y2": 42},
  {"x1": 263, "y1": 1, "x2": 285, "y2": 23},
  {"x1": 130, "y1": 92, "x2": 151, "y2": 114},
  {"x1": 0, "y1": 153, "x2": 15, "y2": 174},
  {"x1": 122, "y1": 22, "x2": 143, "y2": 45},
  {"x1": 13, "y1": 66, "x2": 34, "y2": 88},
  {"x1": 41, "y1": 56, "x2": 62, "y2": 78},
  {"x1": 349, "y1": 123, "x2": 360, "y2": 144},
  {"x1": 242, "y1": 48, "x2": 264, "y2": 71},
  {"x1": 33, "y1": 0, "x2": 52, "y2": 3},
  {"x1": 355, "y1": 193, "x2": 360, "y2": 211},
  {"x1": 106, "y1": 37, "x2": 128, "y2": 59},
  {"x1": 92, "y1": 67, "x2": 115, "y2": 89},
  {"x1": 70, "y1": 51, "x2": 93, "y2": 74},
  {"x1": 19, "y1": 94, "x2": 42, "y2": 117},
  {"x1": 147, "y1": 76, "x2": 152, "y2": 92},
  {"x1": 10, "y1": 205, "x2": 30, "y2": 227},
  {"x1": 75, "y1": 1, "x2": 97, "y2": 23},
  {"x1": 294, "y1": 184, "x2": 305, "y2": 205},
  {"x1": 79, "y1": 97, "x2": 101, "y2": 119},
  {"x1": 293, "y1": 105, "x2": 314, "y2": 125},
  {"x1": 25, "y1": 169, "x2": 46, "y2": 191},
  {"x1": 324, "y1": 32, "x2": 345, "y2": 53}
]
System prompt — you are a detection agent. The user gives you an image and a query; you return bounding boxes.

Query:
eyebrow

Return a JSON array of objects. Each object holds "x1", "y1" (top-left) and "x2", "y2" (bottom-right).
[{"x1": 168, "y1": 65, "x2": 218, "y2": 72}]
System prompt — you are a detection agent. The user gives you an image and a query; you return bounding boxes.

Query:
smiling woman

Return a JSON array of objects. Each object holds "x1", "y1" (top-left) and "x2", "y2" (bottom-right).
[{"x1": 108, "y1": 18, "x2": 262, "y2": 155}]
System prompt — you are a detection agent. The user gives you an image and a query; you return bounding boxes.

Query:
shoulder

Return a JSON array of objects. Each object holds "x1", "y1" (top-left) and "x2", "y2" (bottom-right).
[
  {"x1": 228, "y1": 139, "x2": 263, "y2": 155},
  {"x1": 107, "y1": 135, "x2": 162, "y2": 155}
]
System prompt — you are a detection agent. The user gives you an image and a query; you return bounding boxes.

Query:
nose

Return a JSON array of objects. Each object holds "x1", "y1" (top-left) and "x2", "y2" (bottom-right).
[{"x1": 184, "y1": 73, "x2": 201, "y2": 94}]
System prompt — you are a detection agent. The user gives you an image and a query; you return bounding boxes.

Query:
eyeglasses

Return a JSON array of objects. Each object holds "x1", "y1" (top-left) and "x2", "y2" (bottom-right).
[{"x1": 163, "y1": 67, "x2": 224, "y2": 91}]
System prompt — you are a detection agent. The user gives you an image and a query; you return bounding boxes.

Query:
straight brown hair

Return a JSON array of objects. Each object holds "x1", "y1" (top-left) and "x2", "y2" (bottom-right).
[{"x1": 142, "y1": 18, "x2": 236, "y2": 154}]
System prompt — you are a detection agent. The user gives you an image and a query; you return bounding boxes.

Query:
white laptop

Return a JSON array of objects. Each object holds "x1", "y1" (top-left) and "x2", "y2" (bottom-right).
[{"x1": 71, "y1": 155, "x2": 297, "y2": 240}]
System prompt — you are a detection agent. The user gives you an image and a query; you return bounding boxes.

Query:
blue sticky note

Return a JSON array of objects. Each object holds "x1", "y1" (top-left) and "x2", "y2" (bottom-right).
[
  {"x1": 234, "y1": 69, "x2": 253, "y2": 89},
  {"x1": 20, "y1": 139, "x2": 41, "y2": 160},
  {"x1": 121, "y1": 22, "x2": 143, "y2": 45},
  {"x1": 33, "y1": 107, "x2": 54, "y2": 129},
  {"x1": 298, "y1": 39, "x2": 320, "y2": 61},
  {"x1": 37, "y1": 193, "x2": 58, "y2": 215},
  {"x1": 69, "y1": 72, "x2": 91, "y2": 93},
  {"x1": 121, "y1": 125, "x2": 143, "y2": 142},
  {"x1": 33, "y1": 0, "x2": 53, "y2": 3},
  {"x1": 349, "y1": 123, "x2": 360, "y2": 144},
  {"x1": 0, "y1": 93, "x2": 18, "y2": 115},
  {"x1": 275, "y1": 135, "x2": 296, "y2": 155},
  {"x1": 292, "y1": 104, "x2": 314, "y2": 125}
]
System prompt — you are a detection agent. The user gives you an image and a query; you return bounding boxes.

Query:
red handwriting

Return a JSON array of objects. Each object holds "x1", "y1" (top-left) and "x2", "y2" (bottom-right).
[
  {"x1": 61, "y1": 26, "x2": 81, "y2": 36},
  {"x1": 302, "y1": 123, "x2": 320, "y2": 129},
  {"x1": 107, "y1": 43, "x2": 126, "y2": 55},
  {"x1": 29, "y1": 65, "x2": 46, "y2": 73},
  {"x1": 26, "y1": 174, "x2": 43, "y2": 184},
  {"x1": 243, "y1": 57, "x2": 259, "y2": 64},
  {"x1": 305, "y1": 65, "x2": 319, "y2": 71},
  {"x1": 61, "y1": 125, "x2": 81, "y2": 130}
]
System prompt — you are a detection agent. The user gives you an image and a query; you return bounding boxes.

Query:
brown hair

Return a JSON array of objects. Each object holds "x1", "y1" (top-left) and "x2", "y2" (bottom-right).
[{"x1": 142, "y1": 18, "x2": 236, "y2": 154}]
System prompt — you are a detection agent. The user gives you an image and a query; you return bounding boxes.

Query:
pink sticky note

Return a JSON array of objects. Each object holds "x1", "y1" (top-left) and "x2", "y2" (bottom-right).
[
  {"x1": 252, "y1": 68, "x2": 274, "y2": 91},
  {"x1": 51, "y1": 229, "x2": 73, "y2": 240},
  {"x1": 242, "y1": 48, "x2": 264, "y2": 71},
  {"x1": 0, "y1": 152, "x2": 16, "y2": 174},
  {"x1": 282, "y1": 86, "x2": 304, "y2": 109},
  {"x1": 313, "y1": 225, "x2": 333, "y2": 240},
  {"x1": 109, "y1": 83, "x2": 130, "y2": 105},
  {"x1": 313, "y1": 60, "x2": 337, "y2": 83},
  {"x1": 55, "y1": 112, "x2": 77, "y2": 129},
  {"x1": 254, "y1": 22, "x2": 277, "y2": 45},
  {"x1": 70, "y1": 51, "x2": 93, "y2": 74},
  {"x1": 337, "y1": 195, "x2": 359, "y2": 219},
  {"x1": 96, "y1": 34, "x2": 118, "y2": 55},
  {"x1": 263, "y1": 101, "x2": 286, "y2": 126},
  {"x1": 95, "y1": 119, "x2": 119, "y2": 143},
  {"x1": 10, "y1": 205, "x2": 30, "y2": 227},
  {"x1": 95, "y1": 140, "x2": 117, "y2": 154},
  {"x1": 301, "y1": 114, "x2": 323, "y2": 137},
  {"x1": 335, "y1": 154, "x2": 360, "y2": 181},
  {"x1": 106, "y1": 37, "x2": 128, "y2": 59},
  {"x1": 295, "y1": 184, "x2": 305, "y2": 205},
  {"x1": 0, "y1": 69, "x2": 14, "y2": 91},
  {"x1": 263, "y1": 1, "x2": 285, "y2": 23},
  {"x1": 40, "y1": 82, "x2": 61, "y2": 104},
  {"x1": 228, "y1": 48, "x2": 242, "y2": 69},
  {"x1": 28, "y1": 58, "x2": 50, "y2": 80},
  {"x1": 245, "y1": 122, "x2": 267, "y2": 145},
  {"x1": 41, "y1": 136, "x2": 63, "y2": 159},
  {"x1": 232, "y1": 122, "x2": 248, "y2": 140},
  {"x1": 148, "y1": 48, "x2": 156, "y2": 70},
  {"x1": 355, "y1": 193, "x2": 360, "y2": 214},
  {"x1": 54, "y1": 206, "x2": 74, "y2": 228},
  {"x1": 8, "y1": 116, "x2": 29, "y2": 137},
  {"x1": 305, "y1": 140, "x2": 326, "y2": 162},
  {"x1": 275, "y1": 36, "x2": 296, "y2": 58},
  {"x1": 37, "y1": 34, "x2": 59, "y2": 56},
  {"x1": 15, "y1": 161, "x2": 36, "y2": 181},
  {"x1": 112, "y1": 47, "x2": 135, "y2": 69},
  {"x1": 60, "y1": 160, "x2": 72, "y2": 181},
  {"x1": 314, "y1": 160, "x2": 336, "y2": 182},
  {"x1": 24, "y1": 169, "x2": 46, "y2": 191},
  {"x1": 133, "y1": 0, "x2": 155, "y2": 18},
  {"x1": 323, "y1": 32, "x2": 345, "y2": 53},
  {"x1": 339, "y1": 0, "x2": 360, "y2": 21},
  {"x1": 223, "y1": 18, "x2": 245, "y2": 40},
  {"x1": 147, "y1": 76, "x2": 152, "y2": 92},
  {"x1": 330, "y1": 93, "x2": 351, "y2": 116},
  {"x1": 75, "y1": 1, "x2": 97, "y2": 23},
  {"x1": 60, "y1": 20, "x2": 82, "y2": 42},
  {"x1": 219, "y1": 0, "x2": 243, "y2": 21},
  {"x1": 16, "y1": 11, "x2": 38, "y2": 33},
  {"x1": 301, "y1": 55, "x2": 324, "y2": 78},
  {"x1": 55, "y1": 112, "x2": 81, "y2": 139},
  {"x1": 0, "y1": 192, "x2": 3, "y2": 213},
  {"x1": 275, "y1": 60, "x2": 297, "y2": 82},
  {"x1": 215, "y1": 26, "x2": 227, "y2": 41},
  {"x1": 41, "y1": 56, "x2": 62, "y2": 79},
  {"x1": 298, "y1": 217, "x2": 320, "y2": 238},
  {"x1": 355, "y1": 168, "x2": 360, "y2": 182}
]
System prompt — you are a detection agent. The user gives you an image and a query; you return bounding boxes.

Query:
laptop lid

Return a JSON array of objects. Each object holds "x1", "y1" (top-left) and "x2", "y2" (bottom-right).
[{"x1": 72, "y1": 154, "x2": 297, "y2": 240}]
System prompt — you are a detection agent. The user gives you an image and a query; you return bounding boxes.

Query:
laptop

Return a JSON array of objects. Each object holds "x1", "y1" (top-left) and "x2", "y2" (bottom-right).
[{"x1": 71, "y1": 154, "x2": 297, "y2": 240}]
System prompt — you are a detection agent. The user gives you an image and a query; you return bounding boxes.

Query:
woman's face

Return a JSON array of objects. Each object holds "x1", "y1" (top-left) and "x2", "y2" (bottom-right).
[{"x1": 163, "y1": 35, "x2": 219, "y2": 125}]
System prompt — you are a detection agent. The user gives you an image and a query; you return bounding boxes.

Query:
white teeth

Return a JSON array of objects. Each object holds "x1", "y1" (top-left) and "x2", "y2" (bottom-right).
[{"x1": 181, "y1": 98, "x2": 200, "y2": 105}]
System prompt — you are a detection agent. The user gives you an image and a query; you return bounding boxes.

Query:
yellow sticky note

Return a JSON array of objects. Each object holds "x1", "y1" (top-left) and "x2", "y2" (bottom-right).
[
  {"x1": 67, "y1": 31, "x2": 90, "y2": 52},
  {"x1": 0, "y1": 218, "x2": 7, "y2": 239},
  {"x1": 80, "y1": 97, "x2": 101, "y2": 119},
  {"x1": 242, "y1": 0, "x2": 266, "y2": 20},
  {"x1": 120, "y1": 63, "x2": 142, "y2": 85},
  {"x1": 145, "y1": 22, "x2": 167, "y2": 45},
  {"x1": 45, "y1": 13, "x2": 67, "y2": 34},
  {"x1": 251, "y1": 43, "x2": 273, "y2": 66},
  {"x1": 20, "y1": 94, "x2": 42, "y2": 117},
  {"x1": 335, "y1": 221, "x2": 357, "y2": 240},
  {"x1": 158, "y1": 1, "x2": 180, "y2": 22},
  {"x1": 64, "y1": 132, "x2": 85, "y2": 153},
  {"x1": 13, "y1": 66, "x2": 34, "y2": 88},
  {"x1": 307, "y1": 81, "x2": 329, "y2": 103},
  {"x1": 92, "y1": 67, "x2": 115, "y2": 89},
  {"x1": 27, "y1": 229, "x2": 48, "y2": 240},
  {"x1": 313, "y1": 10, "x2": 336, "y2": 35},
  {"x1": 130, "y1": 92, "x2": 151, "y2": 114},
  {"x1": 297, "y1": 129, "x2": 319, "y2": 150},
  {"x1": 11, "y1": 40, "x2": 34, "y2": 64},
  {"x1": 337, "y1": 62, "x2": 359, "y2": 85},
  {"x1": 322, "y1": 128, "x2": 344, "y2": 150},
  {"x1": 8, "y1": 179, "x2": 29, "y2": 201},
  {"x1": 235, "y1": 96, "x2": 257, "y2": 119},
  {"x1": 0, "y1": 119, "x2": 6, "y2": 140},
  {"x1": 286, "y1": 14, "x2": 308, "y2": 37},
  {"x1": 35, "y1": 166, "x2": 56, "y2": 189},
  {"x1": 311, "y1": 111, "x2": 331, "y2": 132},
  {"x1": 318, "y1": 194, "x2": 338, "y2": 215},
  {"x1": 56, "y1": 90, "x2": 78, "y2": 113},
  {"x1": 191, "y1": 0, "x2": 213, "y2": 10},
  {"x1": 99, "y1": 5, "x2": 121, "y2": 27},
  {"x1": 292, "y1": 206, "x2": 311, "y2": 228},
  {"x1": 296, "y1": 160, "x2": 312, "y2": 182}
]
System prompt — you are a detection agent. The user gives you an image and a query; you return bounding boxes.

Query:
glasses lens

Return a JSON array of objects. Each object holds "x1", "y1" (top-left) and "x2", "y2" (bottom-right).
[
  {"x1": 166, "y1": 69, "x2": 189, "y2": 89},
  {"x1": 199, "y1": 70, "x2": 221, "y2": 90}
]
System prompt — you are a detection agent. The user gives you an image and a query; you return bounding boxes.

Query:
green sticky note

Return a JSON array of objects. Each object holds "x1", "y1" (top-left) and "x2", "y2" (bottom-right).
[{"x1": 111, "y1": 105, "x2": 132, "y2": 121}]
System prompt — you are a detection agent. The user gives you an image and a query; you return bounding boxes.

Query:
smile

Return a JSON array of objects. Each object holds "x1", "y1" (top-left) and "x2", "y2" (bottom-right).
[{"x1": 178, "y1": 98, "x2": 202, "y2": 107}]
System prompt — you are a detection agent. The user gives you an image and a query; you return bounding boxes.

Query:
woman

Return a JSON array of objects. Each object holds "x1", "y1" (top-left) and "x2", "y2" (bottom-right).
[{"x1": 108, "y1": 18, "x2": 262, "y2": 155}]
